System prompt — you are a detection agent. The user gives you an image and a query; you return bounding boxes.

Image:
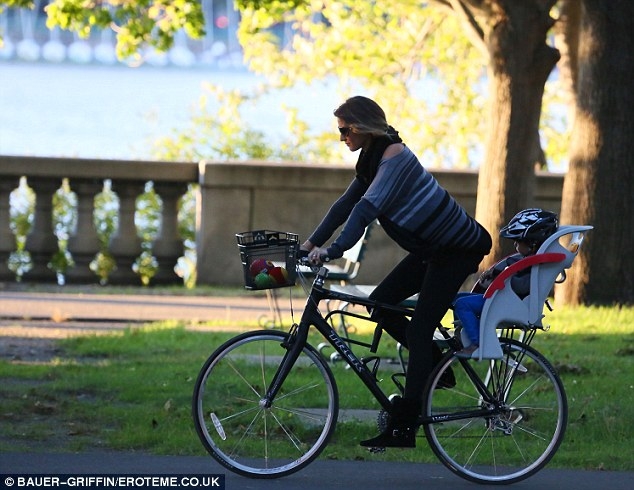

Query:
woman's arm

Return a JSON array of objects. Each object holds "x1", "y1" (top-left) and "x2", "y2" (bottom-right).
[{"x1": 303, "y1": 177, "x2": 368, "y2": 250}]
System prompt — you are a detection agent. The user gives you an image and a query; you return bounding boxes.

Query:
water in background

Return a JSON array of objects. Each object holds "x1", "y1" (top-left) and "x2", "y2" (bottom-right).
[
  {"x1": 0, "y1": 62, "x2": 343, "y2": 161},
  {"x1": 1, "y1": 4, "x2": 568, "y2": 171},
  {"x1": 0, "y1": 1, "x2": 345, "y2": 161}
]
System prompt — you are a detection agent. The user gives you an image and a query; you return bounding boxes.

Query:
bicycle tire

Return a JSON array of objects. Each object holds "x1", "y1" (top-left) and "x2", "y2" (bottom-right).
[
  {"x1": 422, "y1": 338, "x2": 567, "y2": 484},
  {"x1": 192, "y1": 330, "x2": 339, "y2": 478}
]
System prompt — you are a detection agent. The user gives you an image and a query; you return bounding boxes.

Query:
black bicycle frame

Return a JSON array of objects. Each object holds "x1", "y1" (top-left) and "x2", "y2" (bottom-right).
[{"x1": 262, "y1": 267, "x2": 503, "y2": 423}]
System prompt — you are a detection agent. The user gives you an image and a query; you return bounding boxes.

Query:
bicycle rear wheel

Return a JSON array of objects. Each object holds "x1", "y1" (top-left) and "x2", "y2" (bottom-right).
[
  {"x1": 423, "y1": 338, "x2": 567, "y2": 484},
  {"x1": 192, "y1": 330, "x2": 339, "y2": 478}
]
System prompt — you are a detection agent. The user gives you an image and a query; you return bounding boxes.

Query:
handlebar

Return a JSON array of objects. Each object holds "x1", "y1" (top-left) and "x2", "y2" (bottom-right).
[
  {"x1": 297, "y1": 255, "x2": 331, "y2": 282},
  {"x1": 297, "y1": 250, "x2": 330, "y2": 266}
]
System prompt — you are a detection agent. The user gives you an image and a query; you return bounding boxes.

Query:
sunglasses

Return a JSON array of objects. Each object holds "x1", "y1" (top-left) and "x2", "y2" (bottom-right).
[{"x1": 338, "y1": 126, "x2": 352, "y2": 137}]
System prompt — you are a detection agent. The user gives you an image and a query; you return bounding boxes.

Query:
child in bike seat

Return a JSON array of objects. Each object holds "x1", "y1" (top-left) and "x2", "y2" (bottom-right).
[{"x1": 453, "y1": 208, "x2": 559, "y2": 358}]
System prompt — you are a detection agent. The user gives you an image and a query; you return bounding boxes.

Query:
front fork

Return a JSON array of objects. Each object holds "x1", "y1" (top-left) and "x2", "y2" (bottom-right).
[{"x1": 261, "y1": 321, "x2": 309, "y2": 408}]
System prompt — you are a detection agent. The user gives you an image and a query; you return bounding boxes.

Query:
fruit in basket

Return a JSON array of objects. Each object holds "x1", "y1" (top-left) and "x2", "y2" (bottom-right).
[
  {"x1": 268, "y1": 266, "x2": 289, "y2": 285},
  {"x1": 249, "y1": 259, "x2": 273, "y2": 277},
  {"x1": 254, "y1": 271, "x2": 275, "y2": 288}
]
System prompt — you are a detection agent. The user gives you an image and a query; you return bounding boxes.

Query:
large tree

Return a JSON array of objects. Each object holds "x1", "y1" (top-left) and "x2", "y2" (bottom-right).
[
  {"x1": 557, "y1": 0, "x2": 634, "y2": 305},
  {"x1": 446, "y1": 1, "x2": 560, "y2": 267}
]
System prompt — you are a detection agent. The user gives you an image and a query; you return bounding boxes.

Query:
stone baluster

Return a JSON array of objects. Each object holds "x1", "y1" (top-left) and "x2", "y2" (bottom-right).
[
  {"x1": 108, "y1": 180, "x2": 145, "y2": 284},
  {"x1": 23, "y1": 177, "x2": 58, "y2": 281},
  {"x1": 66, "y1": 178, "x2": 106, "y2": 283},
  {"x1": 152, "y1": 181, "x2": 191, "y2": 284},
  {"x1": 0, "y1": 176, "x2": 22, "y2": 278}
]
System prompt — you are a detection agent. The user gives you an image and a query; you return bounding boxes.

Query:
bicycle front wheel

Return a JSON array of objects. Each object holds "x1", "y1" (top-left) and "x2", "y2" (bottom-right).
[
  {"x1": 192, "y1": 330, "x2": 339, "y2": 479},
  {"x1": 423, "y1": 338, "x2": 567, "y2": 484}
]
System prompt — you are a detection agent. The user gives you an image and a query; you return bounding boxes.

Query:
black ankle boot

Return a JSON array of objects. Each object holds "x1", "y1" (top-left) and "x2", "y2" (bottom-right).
[{"x1": 360, "y1": 397, "x2": 420, "y2": 448}]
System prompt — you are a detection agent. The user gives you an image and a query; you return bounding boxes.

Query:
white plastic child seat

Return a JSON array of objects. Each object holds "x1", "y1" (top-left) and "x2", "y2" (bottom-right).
[{"x1": 467, "y1": 225, "x2": 593, "y2": 360}]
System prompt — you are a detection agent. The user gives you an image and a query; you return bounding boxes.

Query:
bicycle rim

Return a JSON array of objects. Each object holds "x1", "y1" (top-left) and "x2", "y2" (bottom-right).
[
  {"x1": 423, "y1": 338, "x2": 567, "y2": 484},
  {"x1": 192, "y1": 330, "x2": 339, "y2": 478}
]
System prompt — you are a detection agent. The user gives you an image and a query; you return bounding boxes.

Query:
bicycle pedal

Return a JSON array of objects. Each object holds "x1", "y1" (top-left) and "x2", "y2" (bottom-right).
[{"x1": 368, "y1": 446, "x2": 386, "y2": 454}]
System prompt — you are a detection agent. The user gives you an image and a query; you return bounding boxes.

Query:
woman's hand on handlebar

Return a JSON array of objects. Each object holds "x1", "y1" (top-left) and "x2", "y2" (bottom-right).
[{"x1": 299, "y1": 246, "x2": 330, "y2": 266}]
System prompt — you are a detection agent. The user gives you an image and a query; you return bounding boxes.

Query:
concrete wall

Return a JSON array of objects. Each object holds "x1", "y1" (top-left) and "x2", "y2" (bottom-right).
[
  {"x1": 197, "y1": 160, "x2": 564, "y2": 286},
  {"x1": 0, "y1": 155, "x2": 564, "y2": 286}
]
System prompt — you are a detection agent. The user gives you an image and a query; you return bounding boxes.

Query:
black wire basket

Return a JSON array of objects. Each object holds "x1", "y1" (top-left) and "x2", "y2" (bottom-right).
[{"x1": 236, "y1": 230, "x2": 299, "y2": 290}]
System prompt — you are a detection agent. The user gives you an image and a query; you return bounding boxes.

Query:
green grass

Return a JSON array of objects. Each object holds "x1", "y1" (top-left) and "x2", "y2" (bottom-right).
[{"x1": 0, "y1": 306, "x2": 633, "y2": 471}]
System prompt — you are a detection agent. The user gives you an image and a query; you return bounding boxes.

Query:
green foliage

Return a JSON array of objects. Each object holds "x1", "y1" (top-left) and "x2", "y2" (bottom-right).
[
  {"x1": 541, "y1": 76, "x2": 573, "y2": 171},
  {"x1": 7, "y1": 177, "x2": 36, "y2": 281},
  {"x1": 154, "y1": 84, "x2": 272, "y2": 161},
  {"x1": 0, "y1": 0, "x2": 32, "y2": 13},
  {"x1": 2, "y1": 0, "x2": 572, "y2": 168},
  {"x1": 152, "y1": 3, "x2": 493, "y2": 166},
  {"x1": 133, "y1": 182, "x2": 163, "y2": 285},
  {"x1": 48, "y1": 178, "x2": 78, "y2": 284},
  {"x1": 152, "y1": 82, "x2": 342, "y2": 163},
  {"x1": 236, "y1": 1, "x2": 489, "y2": 167},
  {"x1": 93, "y1": 180, "x2": 120, "y2": 248},
  {"x1": 90, "y1": 180, "x2": 120, "y2": 285},
  {"x1": 44, "y1": 0, "x2": 205, "y2": 62}
]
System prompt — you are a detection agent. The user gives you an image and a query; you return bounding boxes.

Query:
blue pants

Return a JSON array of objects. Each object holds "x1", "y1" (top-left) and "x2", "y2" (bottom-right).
[{"x1": 453, "y1": 292, "x2": 486, "y2": 345}]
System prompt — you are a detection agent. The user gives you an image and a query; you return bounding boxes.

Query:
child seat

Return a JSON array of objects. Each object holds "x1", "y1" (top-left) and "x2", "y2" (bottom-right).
[{"x1": 467, "y1": 225, "x2": 593, "y2": 360}]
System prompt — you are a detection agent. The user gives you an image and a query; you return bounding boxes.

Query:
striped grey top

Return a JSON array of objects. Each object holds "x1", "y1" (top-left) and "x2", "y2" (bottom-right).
[{"x1": 311, "y1": 145, "x2": 490, "y2": 259}]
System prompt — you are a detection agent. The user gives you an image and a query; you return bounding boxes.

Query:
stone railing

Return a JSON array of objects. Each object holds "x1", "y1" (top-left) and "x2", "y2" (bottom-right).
[
  {"x1": 0, "y1": 155, "x2": 564, "y2": 287},
  {"x1": 0, "y1": 156, "x2": 198, "y2": 285}
]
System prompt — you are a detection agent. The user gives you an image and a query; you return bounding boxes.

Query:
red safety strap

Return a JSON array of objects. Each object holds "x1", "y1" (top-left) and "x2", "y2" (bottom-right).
[{"x1": 483, "y1": 253, "x2": 566, "y2": 299}]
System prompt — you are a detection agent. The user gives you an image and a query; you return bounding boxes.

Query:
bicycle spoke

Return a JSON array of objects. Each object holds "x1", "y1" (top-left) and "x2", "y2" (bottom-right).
[
  {"x1": 227, "y1": 408, "x2": 265, "y2": 458},
  {"x1": 462, "y1": 427, "x2": 494, "y2": 470},
  {"x1": 424, "y1": 339, "x2": 567, "y2": 484},
  {"x1": 275, "y1": 380, "x2": 325, "y2": 402},
  {"x1": 225, "y1": 356, "x2": 264, "y2": 398},
  {"x1": 193, "y1": 332, "x2": 338, "y2": 478},
  {"x1": 508, "y1": 375, "x2": 546, "y2": 406},
  {"x1": 269, "y1": 410, "x2": 305, "y2": 453}
]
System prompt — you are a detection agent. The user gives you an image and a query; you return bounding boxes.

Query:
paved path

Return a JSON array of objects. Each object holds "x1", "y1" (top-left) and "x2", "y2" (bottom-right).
[
  {"x1": 1, "y1": 451, "x2": 633, "y2": 490},
  {"x1": 0, "y1": 290, "x2": 291, "y2": 324},
  {"x1": 0, "y1": 289, "x2": 295, "y2": 361}
]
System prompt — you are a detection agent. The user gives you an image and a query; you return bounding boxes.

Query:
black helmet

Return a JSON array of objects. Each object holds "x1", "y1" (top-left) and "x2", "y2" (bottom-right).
[{"x1": 500, "y1": 208, "x2": 558, "y2": 244}]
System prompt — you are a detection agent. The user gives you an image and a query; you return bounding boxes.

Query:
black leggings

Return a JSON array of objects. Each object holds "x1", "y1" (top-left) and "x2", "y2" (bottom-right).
[{"x1": 369, "y1": 251, "x2": 484, "y2": 401}]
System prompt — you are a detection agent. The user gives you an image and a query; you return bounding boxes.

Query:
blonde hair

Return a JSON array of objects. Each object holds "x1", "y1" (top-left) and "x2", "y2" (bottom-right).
[{"x1": 334, "y1": 96, "x2": 389, "y2": 136}]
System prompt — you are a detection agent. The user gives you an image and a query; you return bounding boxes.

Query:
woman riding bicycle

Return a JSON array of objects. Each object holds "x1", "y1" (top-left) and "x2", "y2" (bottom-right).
[{"x1": 300, "y1": 95, "x2": 491, "y2": 448}]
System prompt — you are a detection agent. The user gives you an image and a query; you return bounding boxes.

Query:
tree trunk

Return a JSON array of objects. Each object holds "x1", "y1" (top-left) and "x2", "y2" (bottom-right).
[
  {"x1": 554, "y1": 0, "x2": 581, "y2": 115},
  {"x1": 474, "y1": 1, "x2": 560, "y2": 268},
  {"x1": 557, "y1": 0, "x2": 634, "y2": 305}
]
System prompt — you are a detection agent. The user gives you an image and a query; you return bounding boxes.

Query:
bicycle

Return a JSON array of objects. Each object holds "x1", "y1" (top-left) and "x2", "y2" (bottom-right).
[{"x1": 192, "y1": 226, "x2": 592, "y2": 484}]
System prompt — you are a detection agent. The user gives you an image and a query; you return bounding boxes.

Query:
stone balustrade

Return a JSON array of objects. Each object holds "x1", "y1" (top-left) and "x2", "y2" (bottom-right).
[{"x1": 0, "y1": 155, "x2": 564, "y2": 287}]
